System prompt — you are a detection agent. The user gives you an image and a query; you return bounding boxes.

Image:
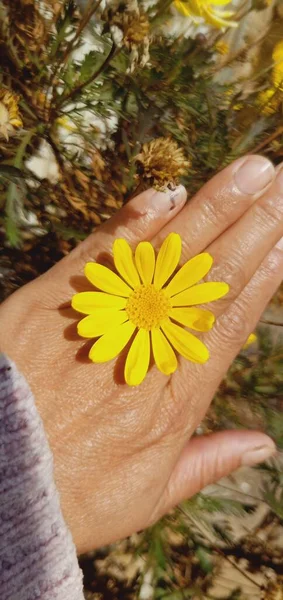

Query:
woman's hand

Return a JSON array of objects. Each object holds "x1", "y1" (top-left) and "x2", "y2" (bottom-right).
[{"x1": 0, "y1": 154, "x2": 282, "y2": 554}]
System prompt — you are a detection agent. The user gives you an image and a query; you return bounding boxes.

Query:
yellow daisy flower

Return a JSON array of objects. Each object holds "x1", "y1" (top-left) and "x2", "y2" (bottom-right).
[
  {"x1": 72, "y1": 234, "x2": 229, "y2": 386},
  {"x1": 174, "y1": 0, "x2": 237, "y2": 29}
]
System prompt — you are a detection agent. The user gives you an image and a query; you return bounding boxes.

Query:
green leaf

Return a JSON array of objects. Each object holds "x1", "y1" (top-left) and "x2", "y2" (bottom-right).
[
  {"x1": 79, "y1": 51, "x2": 100, "y2": 82},
  {"x1": 196, "y1": 546, "x2": 214, "y2": 574},
  {"x1": 50, "y1": 0, "x2": 77, "y2": 57},
  {"x1": 266, "y1": 409, "x2": 283, "y2": 449},
  {"x1": 4, "y1": 182, "x2": 24, "y2": 247},
  {"x1": 4, "y1": 214, "x2": 21, "y2": 247}
]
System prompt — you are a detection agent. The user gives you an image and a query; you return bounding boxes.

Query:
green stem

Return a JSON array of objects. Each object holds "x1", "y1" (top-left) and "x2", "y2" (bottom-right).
[{"x1": 14, "y1": 128, "x2": 36, "y2": 169}]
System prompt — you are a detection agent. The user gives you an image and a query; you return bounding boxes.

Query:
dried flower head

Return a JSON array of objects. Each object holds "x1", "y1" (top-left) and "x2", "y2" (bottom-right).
[
  {"x1": 103, "y1": 3, "x2": 150, "y2": 71},
  {"x1": 123, "y1": 12, "x2": 150, "y2": 47},
  {"x1": 134, "y1": 138, "x2": 190, "y2": 190},
  {"x1": 0, "y1": 90, "x2": 23, "y2": 141},
  {"x1": 3, "y1": 0, "x2": 47, "y2": 59}
]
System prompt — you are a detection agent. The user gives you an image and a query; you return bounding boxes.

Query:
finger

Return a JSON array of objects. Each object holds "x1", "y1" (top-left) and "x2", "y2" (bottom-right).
[
  {"x1": 47, "y1": 186, "x2": 187, "y2": 295},
  {"x1": 205, "y1": 166, "x2": 283, "y2": 311},
  {"x1": 39, "y1": 186, "x2": 187, "y2": 306},
  {"x1": 175, "y1": 238, "x2": 283, "y2": 425},
  {"x1": 206, "y1": 237, "x2": 283, "y2": 378},
  {"x1": 160, "y1": 430, "x2": 276, "y2": 513},
  {"x1": 154, "y1": 155, "x2": 274, "y2": 258}
]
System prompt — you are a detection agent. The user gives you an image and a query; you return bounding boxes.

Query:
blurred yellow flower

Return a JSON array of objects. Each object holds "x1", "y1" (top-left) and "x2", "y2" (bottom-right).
[
  {"x1": 257, "y1": 40, "x2": 283, "y2": 115},
  {"x1": 174, "y1": 0, "x2": 237, "y2": 29},
  {"x1": 215, "y1": 40, "x2": 230, "y2": 55},
  {"x1": 0, "y1": 90, "x2": 23, "y2": 140},
  {"x1": 72, "y1": 234, "x2": 229, "y2": 386},
  {"x1": 272, "y1": 40, "x2": 283, "y2": 90},
  {"x1": 243, "y1": 333, "x2": 257, "y2": 349}
]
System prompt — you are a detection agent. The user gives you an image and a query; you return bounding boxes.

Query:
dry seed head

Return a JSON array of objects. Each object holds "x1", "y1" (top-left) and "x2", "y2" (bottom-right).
[
  {"x1": 134, "y1": 138, "x2": 190, "y2": 190},
  {"x1": 0, "y1": 89, "x2": 23, "y2": 140}
]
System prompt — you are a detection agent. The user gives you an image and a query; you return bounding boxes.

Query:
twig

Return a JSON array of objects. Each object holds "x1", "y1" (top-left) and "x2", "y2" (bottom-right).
[
  {"x1": 208, "y1": 31, "x2": 268, "y2": 79},
  {"x1": 62, "y1": 0, "x2": 103, "y2": 65},
  {"x1": 55, "y1": 41, "x2": 117, "y2": 110},
  {"x1": 215, "y1": 482, "x2": 265, "y2": 504},
  {"x1": 251, "y1": 125, "x2": 283, "y2": 154},
  {"x1": 49, "y1": 0, "x2": 104, "y2": 110},
  {"x1": 260, "y1": 318, "x2": 283, "y2": 328},
  {"x1": 14, "y1": 128, "x2": 37, "y2": 169},
  {"x1": 179, "y1": 508, "x2": 262, "y2": 590}
]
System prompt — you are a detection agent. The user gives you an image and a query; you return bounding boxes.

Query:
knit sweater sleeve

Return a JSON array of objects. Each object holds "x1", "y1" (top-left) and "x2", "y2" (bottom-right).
[{"x1": 0, "y1": 354, "x2": 84, "y2": 600}]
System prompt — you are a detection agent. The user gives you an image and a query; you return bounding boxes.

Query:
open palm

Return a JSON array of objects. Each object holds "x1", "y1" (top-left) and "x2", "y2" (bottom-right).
[{"x1": 0, "y1": 154, "x2": 282, "y2": 553}]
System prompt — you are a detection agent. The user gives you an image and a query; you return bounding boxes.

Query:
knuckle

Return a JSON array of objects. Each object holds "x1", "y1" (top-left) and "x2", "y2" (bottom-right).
[
  {"x1": 209, "y1": 256, "x2": 247, "y2": 301},
  {"x1": 154, "y1": 379, "x2": 193, "y2": 441},
  {"x1": 263, "y1": 250, "x2": 283, "y2": 275},
  {"x1": 181, "y1": 236, "x2": 197, "y2": 260},
  {"x1": 218, "y1": 300, "x2": 251, "y2": 346},
  {"x1": 254, "y1": 195, "x2": 283, "y2": 229},
  {"x1": 200, "y1": 192, "x2": 229, "y2": 229}
]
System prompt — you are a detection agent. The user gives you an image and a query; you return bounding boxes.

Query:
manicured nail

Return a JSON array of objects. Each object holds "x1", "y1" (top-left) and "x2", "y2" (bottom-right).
[
  {"x1": 151, "y1": 185, "x2": 187, "y2": 212},
  {"x1": 235, "y1": 157, "x2": 274, "y2": 195},
  {"x1": 241, "y1": 444, "x2": 276, "y2": 466},
  {"x1": 276, "y1": 237, "x2": 283, "y2": 251}
]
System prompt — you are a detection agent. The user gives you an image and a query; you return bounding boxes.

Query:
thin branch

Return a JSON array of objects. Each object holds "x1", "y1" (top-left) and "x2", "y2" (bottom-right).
[
  {"x1": 208, "y1": 31, "x2": 268, "y2": 79},
  {"x1": 251, "y1": 125, "x2": 283, "y2": 154},
  {"x1": 215, "y1": 482, "x2": 265, "y2": 504},
  {"x1": 260, "y1": 317, "x2": 283, "y2": 328},
  {"x1": 61, "y1": 0, "x2": 103, "y2": 65},
  {"x1": 55, "y1": 41, "x2": 117, "y2": 110},
  {"x1": 179, "y1": 508, "x2": 262, "y2": 590},
  {"x1": 47, "y1": 0, "x2": 103, "y2": 115}
]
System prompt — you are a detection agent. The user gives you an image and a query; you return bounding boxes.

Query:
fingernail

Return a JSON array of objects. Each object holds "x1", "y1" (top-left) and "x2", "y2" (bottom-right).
[
  {"x1": 276, "y1": 237, "x2": 283, "y2": 251},
  {"x1": 241, "y1": 444, "x2": 276, "y2": 467},
  {"x1": 235, "y1": 157, "x2": 274, "y2": 195},
  {"x1": 151, "y1": 185, "x2": 187, "y2": 212}
]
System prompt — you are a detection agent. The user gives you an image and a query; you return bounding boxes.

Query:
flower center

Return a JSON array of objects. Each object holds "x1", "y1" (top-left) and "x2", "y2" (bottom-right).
[{"x1": 126, "y1": 284, "x2": 171, "y2": 331}]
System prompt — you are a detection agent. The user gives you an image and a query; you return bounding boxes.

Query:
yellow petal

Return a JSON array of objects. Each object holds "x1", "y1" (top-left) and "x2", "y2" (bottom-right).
[
  {"x1": 72, "y1": 291, "x2": 127, "y2": 314},
  {"x1": 170, "y1": 307, "x2": 215, "y2": 331},
  {"x1": 166, "y1": 253, "x2": 213, "y2": 298},
  {"x1": 151, "y1": 328, "x2": 178, "y2": 375},
  {"x1": 204, "y1": 6, "x2": 237, "y2": 28},
  {"x1": 154, "y1": 233, "x2": 182, "y2": 290},
  {"x1": 174, "y1": 0, "x2": 192, "y2": 16},
  {"x1": 209, "y1": 0, "x2": 233, "y2": 5},
  {"x1": 172, "y1": 282, "x2": 229, "y2": 307},
  {"x1": 89, "y1": 321, "x2": 136, "y2": 363},
  {"x1": 78, "y1": 310, "x2": 128, "y2": 338},
  {"x1": 135, "y1": 241, "x2": 155, "y2": 285},
  {"x1": 162, "y1": 320, "x2": 209, "y2": 364},
  {"x1": 113, "y1": 239, "x2": 140, "y2": 289},
  {"x1": 125, "y1": 329, "x2": 150, "y2": 386},
  {"x1": 243, "y1": 333, "x2": 257, "y2": 349},
  {"x1": 84, "y1": 262, "x2": 132, "y2": 297}
]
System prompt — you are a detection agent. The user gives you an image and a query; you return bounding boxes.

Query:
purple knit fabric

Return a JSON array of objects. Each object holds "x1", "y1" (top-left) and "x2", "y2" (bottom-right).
[{"x1": 0, "y1": 354, "x2": 84, "y2": 600}]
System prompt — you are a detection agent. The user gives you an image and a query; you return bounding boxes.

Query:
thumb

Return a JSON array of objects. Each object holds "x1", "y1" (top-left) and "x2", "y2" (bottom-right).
[{"x1": 161, "y1": 430, "x2": 276, "y2": 513}]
